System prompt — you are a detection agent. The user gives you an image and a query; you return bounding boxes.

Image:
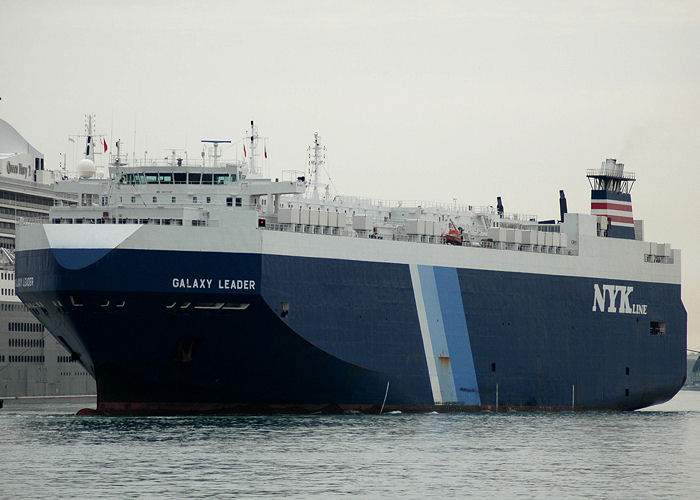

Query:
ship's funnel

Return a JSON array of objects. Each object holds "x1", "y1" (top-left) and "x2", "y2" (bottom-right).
[{"x1": 586, "y1": 159, "x2": 636, "y2": 240}]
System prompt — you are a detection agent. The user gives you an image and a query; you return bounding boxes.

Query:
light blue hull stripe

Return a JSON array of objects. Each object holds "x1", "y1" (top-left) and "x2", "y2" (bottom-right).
[
  {"x1": 433, "y1": 266, "x2": 481, "y2": 405},
  {"x1": 418, "y1": 265, "x2": 457, "y2": 403},
  {"x1": 418, "y1": 265, "x2": 481, "y2": 405}
]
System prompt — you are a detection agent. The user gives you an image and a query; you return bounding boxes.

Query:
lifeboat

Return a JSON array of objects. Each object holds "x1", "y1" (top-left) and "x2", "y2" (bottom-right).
[{"x1": 443, "y1": 220, "x2": 462, "y2": 245}]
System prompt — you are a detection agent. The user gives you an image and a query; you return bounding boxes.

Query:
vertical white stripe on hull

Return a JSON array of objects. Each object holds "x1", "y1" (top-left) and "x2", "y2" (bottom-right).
[{"x1": 409, "y1": 263, "x2": 442, "y2": 404}]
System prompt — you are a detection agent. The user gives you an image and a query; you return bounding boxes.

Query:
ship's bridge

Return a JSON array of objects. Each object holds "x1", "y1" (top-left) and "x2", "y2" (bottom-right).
[
  {"x1": 48, "y1": 159, "x2": 306, "y2": 228},
  {"x1": 109, "y1": 164, "x2": 305, "y2": 197}
]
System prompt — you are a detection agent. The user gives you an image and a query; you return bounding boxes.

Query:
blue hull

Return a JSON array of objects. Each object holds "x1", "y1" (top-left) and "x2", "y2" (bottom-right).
[{"x1": 15, "y1": 247, "x2": 686, "y2": 413}]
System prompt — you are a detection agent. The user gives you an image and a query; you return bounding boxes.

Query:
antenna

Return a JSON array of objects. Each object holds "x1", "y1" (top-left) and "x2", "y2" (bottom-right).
[
  {"x1": 164, "y1": 148, "x2": 186, "y2": 167},
  {"x1": 307, "y1": 132, "x2": 326, "y2": 201},
  {"x1": 248, "y1": 120, "x2": 258, "y2": 176},
  {"x1": 111, "y1": 139, "x2": 123, "y2": 166},
  {"x1": 201, "y1": 140, "x2": 231, "y2": 167},
  {"x1": 85, "y1": 114, "x2": 95, "y2": 161},
  {"x1": 238, "y1": 121, "x2": 268, "y2": 178}
]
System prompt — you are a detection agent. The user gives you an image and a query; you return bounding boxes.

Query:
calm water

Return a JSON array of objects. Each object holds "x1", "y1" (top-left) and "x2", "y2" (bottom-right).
[{"x1": 1, "y1": 392, "x2": 700, "y2": 498}]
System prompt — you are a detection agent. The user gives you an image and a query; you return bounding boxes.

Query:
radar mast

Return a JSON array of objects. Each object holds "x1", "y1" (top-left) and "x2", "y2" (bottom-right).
[{"x1": 307, "y1": 132, "x2": 326, "y2": 201}]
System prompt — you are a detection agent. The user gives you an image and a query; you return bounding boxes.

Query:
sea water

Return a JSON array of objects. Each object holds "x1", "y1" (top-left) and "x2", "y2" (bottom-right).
[{"x1": 1, "y1": 392, "x2": 699, "y2": 498}]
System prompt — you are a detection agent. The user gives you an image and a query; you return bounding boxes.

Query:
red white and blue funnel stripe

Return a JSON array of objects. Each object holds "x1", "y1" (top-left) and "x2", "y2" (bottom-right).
[{"x1": 591, "y1": 190, "x2": 634, "y2": 228}]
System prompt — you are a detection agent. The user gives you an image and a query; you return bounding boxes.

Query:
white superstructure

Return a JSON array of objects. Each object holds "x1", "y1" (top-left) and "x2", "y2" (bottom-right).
[{"x1": 40, "y1": 125, "x2": 678, "y2": 288}]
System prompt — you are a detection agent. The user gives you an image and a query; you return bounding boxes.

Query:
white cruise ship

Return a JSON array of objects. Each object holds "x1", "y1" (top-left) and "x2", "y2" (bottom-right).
[{"x1": 0, "y1": 117, "x2": 95, "y2": 398}]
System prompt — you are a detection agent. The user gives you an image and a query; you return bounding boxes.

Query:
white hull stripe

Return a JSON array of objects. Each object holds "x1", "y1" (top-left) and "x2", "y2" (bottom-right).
[
  {"x1": 409, "y1": 264, "x2": 443, "y2": 403},
  {"x1": 20, "y1": 223, "x2": 682, "y2": 285}
]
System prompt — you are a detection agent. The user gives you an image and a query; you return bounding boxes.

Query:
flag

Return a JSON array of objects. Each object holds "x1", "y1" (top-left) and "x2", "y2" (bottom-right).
[
  {"x1": 68, "y1": 137, "x2": 75, "y2": 143},
  {"x1": 103, "y1": 138, "x2": 108, "y2": 153},
  {"x1": 243, "y1": 145, "x2": 247, "y2": 158},
  {"x1": 264, "y1": 145, "x2": 267, "y2": 159}
]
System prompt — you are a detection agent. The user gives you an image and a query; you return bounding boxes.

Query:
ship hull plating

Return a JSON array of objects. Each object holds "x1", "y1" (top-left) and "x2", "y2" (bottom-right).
[{"x1": 15, "y1": 247, "x2": 686, "y2": 414}]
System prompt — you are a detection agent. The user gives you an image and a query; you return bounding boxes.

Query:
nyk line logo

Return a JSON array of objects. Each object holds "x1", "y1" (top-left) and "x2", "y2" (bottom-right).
[{"x1": 592, "y1": 284, "x2": 647, "y2": 315}]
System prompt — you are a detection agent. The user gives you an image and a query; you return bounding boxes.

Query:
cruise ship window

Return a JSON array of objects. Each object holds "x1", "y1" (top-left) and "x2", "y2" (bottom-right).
[
  {"x1": 235, "y1": 197, "x2": 242, "y2": 207},
  {"x1": 189, "y1": 173, "x2": 201, "y2": 184},
  {"x1": 214, "y1": 174, "x2": 228, "y2": 185},
  {"x1": 131, "y1": 196, "x2": 136, "y2": 203},
  {"x1": 206, "y1": 196, "x2": 211, "y2": 203},
  {"x1": 202, "y1": 174, "x2": 213, "y2": 184},
  {"x1": 174, "y1": 173, "x2": 187, "y2": 184},
  {"x1": 226, "y1": 197, "x2": 233, "y2": 207},
  {"x1": 230, "y1": 174, "x2": 237, "y2": 182},
  {"x1": 192, "y1": 196, "x2": 198, "y2": 203},
  {"x1": 146, "y1": 173, "x2": 158, "y2": 184},
  {"x1": 153, "y1": 196, "x2": 158, "y2": 203},
  {"x1": 159, "y1": 173, "x2": 173, "y2": 184},
  {"x1": 171, "y1": 196, "x2": 176, "y2": 204}
]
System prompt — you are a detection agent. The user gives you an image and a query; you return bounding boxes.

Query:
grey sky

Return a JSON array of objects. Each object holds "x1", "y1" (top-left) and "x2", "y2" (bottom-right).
[{"x1": 2, "y1": 0, "x2": 699, "y2": 347}]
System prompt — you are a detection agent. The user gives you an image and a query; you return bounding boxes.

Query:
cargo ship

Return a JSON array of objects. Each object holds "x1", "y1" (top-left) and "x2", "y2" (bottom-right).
[{"x1": 14, "y1": 121, "x2": 686, "y2": 414}]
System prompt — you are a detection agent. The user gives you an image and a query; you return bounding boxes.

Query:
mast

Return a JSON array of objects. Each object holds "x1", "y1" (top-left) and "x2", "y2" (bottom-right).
[
  {"x1": 248, "y1": 120, "x2": 258, "y2": 177},
  {"x1": 70, "y1": 114, "x2": 101, "y2": 178},
  {"x1": 307, "y1": 132, "x2": 326, "y2": 201},
  {"x1": 201, "y1": 140, "x2": 231, "y2": 167},
  {"x1": 85, "y1": 114, "x2": 95, "y2": 162}
]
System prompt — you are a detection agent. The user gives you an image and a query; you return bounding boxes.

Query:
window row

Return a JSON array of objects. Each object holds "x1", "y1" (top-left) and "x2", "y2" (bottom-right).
[
  {"x1": 6, "y1": 355, "x2": 45, "y2": 363},
  {"x1": 8, "y1": 322, "x2": 44, "y2": 332},
  {"x1": 0, "y1": 237, "x2": 15, "y2": 250},
  {"x1": 0, "y1": 190, "x2": 53, "y2": 207},
  {"x1": 134, "y1": 195, "x2": 215, "y2": 204},
  {"x1": 120, "y1": 172, "x2": 237, "y2": 185},
  {"x1": 51, "y1": 218, "x2": 197, "y2": 226},
  {"x1": 2, "y1": 303, "x2": 28, "y2": 312},
  {"x1": 9, "y1": 338, "x2": 44, "y2": 347}
]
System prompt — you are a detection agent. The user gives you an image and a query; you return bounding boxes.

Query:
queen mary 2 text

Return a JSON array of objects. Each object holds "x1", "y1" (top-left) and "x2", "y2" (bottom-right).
[{"x1": 172, "y1": 278, "x2": 256, "y2": 290}]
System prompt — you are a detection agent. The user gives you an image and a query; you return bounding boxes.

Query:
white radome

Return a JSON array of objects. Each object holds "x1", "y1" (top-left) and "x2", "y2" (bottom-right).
[{"x1": 77, "y1": 158, "x2": 96, "y2": 178}]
